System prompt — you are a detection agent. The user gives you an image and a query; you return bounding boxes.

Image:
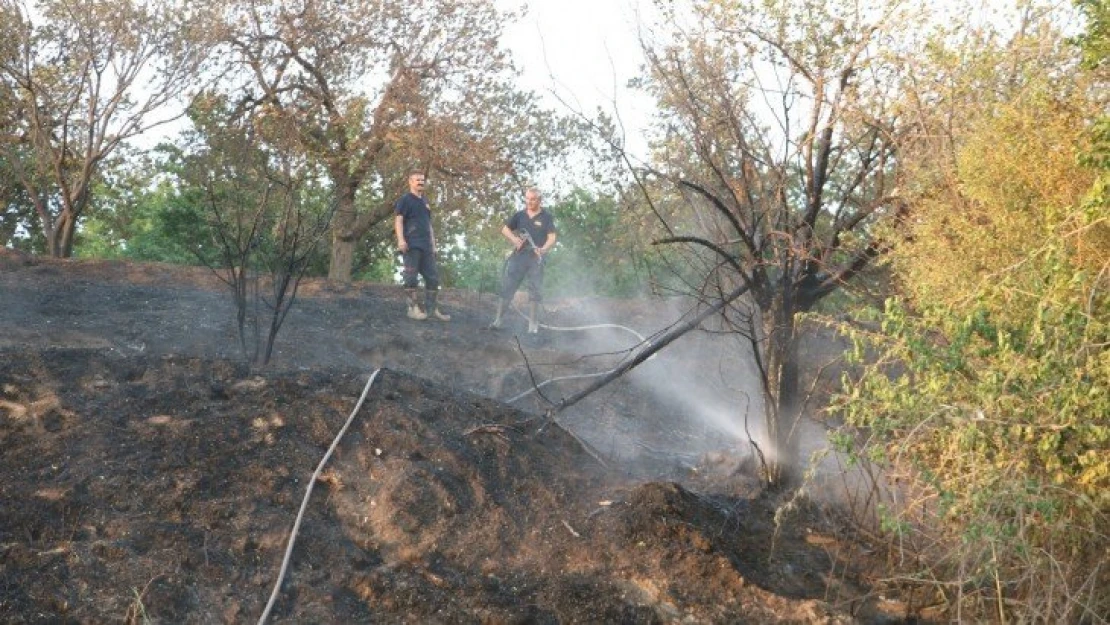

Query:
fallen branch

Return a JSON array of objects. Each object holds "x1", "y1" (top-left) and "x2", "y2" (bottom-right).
[
  {"x1": 551, "y1": 283, "x2": 751, "y2": 415},
  {"x1": 463, "y1": 424, "x2": 521, "y2": 442}
]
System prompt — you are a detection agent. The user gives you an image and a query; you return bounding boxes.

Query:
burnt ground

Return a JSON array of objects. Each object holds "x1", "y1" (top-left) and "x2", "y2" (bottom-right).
[{"x1": 0, "y1": 250, "x2": 922, "y2": 624}]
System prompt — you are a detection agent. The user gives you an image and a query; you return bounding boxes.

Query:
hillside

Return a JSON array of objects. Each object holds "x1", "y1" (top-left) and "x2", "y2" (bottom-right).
[{"x1": 0, "y1": 251, "x2": 917, "y2": 623}]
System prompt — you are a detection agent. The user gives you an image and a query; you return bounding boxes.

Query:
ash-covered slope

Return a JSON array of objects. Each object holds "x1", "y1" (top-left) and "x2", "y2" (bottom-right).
[
  {"x1": 0, "y1": 348, "x2": 857, "y2": 623},
  {"x1": 0, "y1": 252, "x2": 905, "y2": 623}
]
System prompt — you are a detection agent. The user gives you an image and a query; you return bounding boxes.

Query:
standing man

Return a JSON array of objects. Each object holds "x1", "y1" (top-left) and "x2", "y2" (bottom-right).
[
  {"x1": 489, "y1": 186, "x2": 557, "y2": 333},
  {"x1": 395, "y1": 171, "x2": 450, "y2": 321}
]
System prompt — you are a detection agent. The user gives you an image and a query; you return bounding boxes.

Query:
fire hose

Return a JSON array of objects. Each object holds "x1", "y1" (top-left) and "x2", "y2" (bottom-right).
[{"x1": 494, "y1": 229, "x2": 654, "y2": 404}]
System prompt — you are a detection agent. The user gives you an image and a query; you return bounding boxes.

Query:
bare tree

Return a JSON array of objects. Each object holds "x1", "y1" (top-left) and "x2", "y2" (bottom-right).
[
  {"x1": 176, "y1": 94, "x2": 333, "y2": 367},
  {"x1": 210, "y1": 0, "x2": 568, "y2": 284},
  {"x1": 633, "y1": 0, "x2": 912, "y2": 484},
  {"x1": 0, "y1": 0, "x2": 205, "y2": 257}
]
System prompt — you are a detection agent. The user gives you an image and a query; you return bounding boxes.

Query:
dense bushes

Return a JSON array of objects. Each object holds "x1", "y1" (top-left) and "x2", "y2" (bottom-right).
[{"x1": 832, "y1": 58, "x2": 1109, "y2": 621}]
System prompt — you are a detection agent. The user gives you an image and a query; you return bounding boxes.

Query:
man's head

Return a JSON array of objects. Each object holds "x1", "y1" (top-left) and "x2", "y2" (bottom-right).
[
  {"x1": 408, "y1": 171, "x2": 426, "y2": 196},
  {"x1": 525, "y1": 187, "x2": 541, "y2": 211}
]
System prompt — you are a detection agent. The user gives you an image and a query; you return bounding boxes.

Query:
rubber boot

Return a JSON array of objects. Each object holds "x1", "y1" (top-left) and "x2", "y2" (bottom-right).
[
  {"x1": 527, "y1": 302, "x2": 539, "y2": 334},
  {"x1": 406, "y1": 289, "x2": 427, "y2": 320},
  {"x1": 426, "y1": 290, "x2": 450, "y2": 321},
  {"x1": 488, "y1": 299, "x2": 504, "y2": 329}
]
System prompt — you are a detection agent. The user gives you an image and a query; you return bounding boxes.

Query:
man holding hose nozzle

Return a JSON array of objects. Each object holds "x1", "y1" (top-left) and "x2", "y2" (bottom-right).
[{"x1": 489, "y1": 186, "x2": 557, "y2": 333}]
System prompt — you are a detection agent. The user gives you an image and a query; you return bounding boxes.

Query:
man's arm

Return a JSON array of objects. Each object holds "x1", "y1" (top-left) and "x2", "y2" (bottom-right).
[
  {"x1": 394, "y1": 214, "x2": 408, "y2": 252},
  {"x1": 501, "y1": 225, "x2": 524, "y2": 251},
  {"x1": 539, "y1": 231, "x2": 557, "y2": 256}
]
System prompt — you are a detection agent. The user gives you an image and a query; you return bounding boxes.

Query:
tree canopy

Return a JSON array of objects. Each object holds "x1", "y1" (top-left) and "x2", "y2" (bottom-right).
[
  {"x1": 0, "y1": 0, "x2": 204, "y2": 257},
  {"x1": 629, "y1": 0, "x2": 910, "y2": 483},
  {"x1": 206, "y1": 0, "x2": 576, "y2": 283}
]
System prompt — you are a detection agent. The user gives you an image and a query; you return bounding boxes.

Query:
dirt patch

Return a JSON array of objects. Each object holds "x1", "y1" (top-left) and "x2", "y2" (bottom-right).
[{"x1": 0, "y1": 252, "x2": 917, "y2": 623}]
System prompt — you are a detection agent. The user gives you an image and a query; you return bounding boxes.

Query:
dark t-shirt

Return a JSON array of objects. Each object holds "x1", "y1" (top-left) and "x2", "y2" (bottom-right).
[
  {"x1": 506, "y1": 209, "x2": 556, "y2": 251},
  {"x1": 394, "y1": 192, "x2": 433, "y2": 251}
]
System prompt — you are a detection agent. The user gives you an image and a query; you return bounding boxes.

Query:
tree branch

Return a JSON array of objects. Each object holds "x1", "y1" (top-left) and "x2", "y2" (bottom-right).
[{"x1": 552, "y1": 283, "x2": 752, "y2": 415}]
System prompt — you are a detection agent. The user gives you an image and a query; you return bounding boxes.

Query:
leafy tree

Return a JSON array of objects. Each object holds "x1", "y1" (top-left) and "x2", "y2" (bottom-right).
[
  {"x1": 208, "y1": 0, "x2": 573, "y2": 284},
  {"x1": 833, "y1": 3, "x2": 1109, "y2": 620},
  {"x1": 630, "y1": 0, "x2": 910, "y2": 484},
  {"x1": 0, "y1": 0, "x2": 205, "y2": 257}
]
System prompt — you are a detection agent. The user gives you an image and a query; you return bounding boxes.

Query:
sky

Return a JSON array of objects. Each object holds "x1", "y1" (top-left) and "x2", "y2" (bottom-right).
[
  {"x1": 128, "y1": 1, "x2": 658, "y2": 183},
  {"x1": 497, "y1": 0, "x2": 656, "y2": 162}
]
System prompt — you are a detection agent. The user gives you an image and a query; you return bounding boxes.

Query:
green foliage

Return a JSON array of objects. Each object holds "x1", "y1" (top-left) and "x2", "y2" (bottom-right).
[
  {"x1": 125, "y1": 188, "x2": 218, "y2": 266},
  {"x1": 1075, "y1": 0, "x2": 1110, "y2": 70},
  {"x1": 839, "y1": 245, "x2": 1108, "y2": 617},
  {"x1": 75, "y1": 153, "x2": 209, "y2": 265},
  {"x1": 441, "y1": 230, "x2": 503, "y2": 295},
  {"x1": 543, "y1": 189, "x2": 653, "y2": 298},
  {"x1": 845, "y1": 253, "x2": 1109, "y2": 502},
  {"x1": 0, "y1": 157, "x2": 38, "y2": 251},
  {"x1": 352, "y1": 237, "x2": 401, "y2": 285},
  {"x1": 834, "y1": 11, "x2": 1109, "y2": 619}
]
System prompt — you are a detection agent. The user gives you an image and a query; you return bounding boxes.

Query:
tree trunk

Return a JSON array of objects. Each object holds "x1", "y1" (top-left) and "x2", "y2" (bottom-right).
[
  {"x1": 46, "y1": 210, "x2": 75, "y2": 258},
  {"x1": 774, "y1": 326, "x2": 804, "y2": 482},
  {"x1": 327, "y1": 182, "x2": 359, "y2": 284},
  {"x1": 58, "y1": 210, "x2": 77, "y2": 258},
  {"x1": 34, "y1": 194, "x2": 60, "y2": 258},
  {"x1": 329, "y1": 233, "x2": 356, "y2": 284},
  {"x1": 44, "y1": 224, "x2": 59, "y2": 259},
  {"x1": 762, "y1": 303, "x2": 803, "y2": 487}
]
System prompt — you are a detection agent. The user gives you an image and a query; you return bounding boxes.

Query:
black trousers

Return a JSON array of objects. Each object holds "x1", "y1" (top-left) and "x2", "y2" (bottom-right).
[
  {"x1": 501, "y1": 251, "x2": 543, "y2": 302},
  {"x1": 402, "y1": 248, "x2": 440, "y2": 290}
]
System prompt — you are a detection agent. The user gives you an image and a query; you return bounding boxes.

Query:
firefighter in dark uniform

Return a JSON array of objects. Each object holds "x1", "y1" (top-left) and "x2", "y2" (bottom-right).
[
  {"x1": 489, "y1": 187, "x2": 556, "y2": 333},
  {"x1": 394, "y1": 171, "x2": 450, "y2": 321}
]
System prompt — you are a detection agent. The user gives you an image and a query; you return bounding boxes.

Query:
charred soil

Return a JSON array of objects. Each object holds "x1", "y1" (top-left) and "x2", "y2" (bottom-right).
[{"x1": 0, "y1": 252, "x2": 917, "y2": 623}]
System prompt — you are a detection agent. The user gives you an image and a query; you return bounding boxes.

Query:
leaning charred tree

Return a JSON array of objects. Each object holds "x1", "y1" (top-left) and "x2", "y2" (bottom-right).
[{"x1": 634, "y1": 0, "x2": 911, "y2": 485}]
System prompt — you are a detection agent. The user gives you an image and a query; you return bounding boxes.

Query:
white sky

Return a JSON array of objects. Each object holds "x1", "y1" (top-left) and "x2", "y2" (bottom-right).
[
  {"x1": 132, "y1": 2, "x2": 660, "y2": 173},
  {"x1": 497, "y1": 0, "x2": 656, "y2": 162}
]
